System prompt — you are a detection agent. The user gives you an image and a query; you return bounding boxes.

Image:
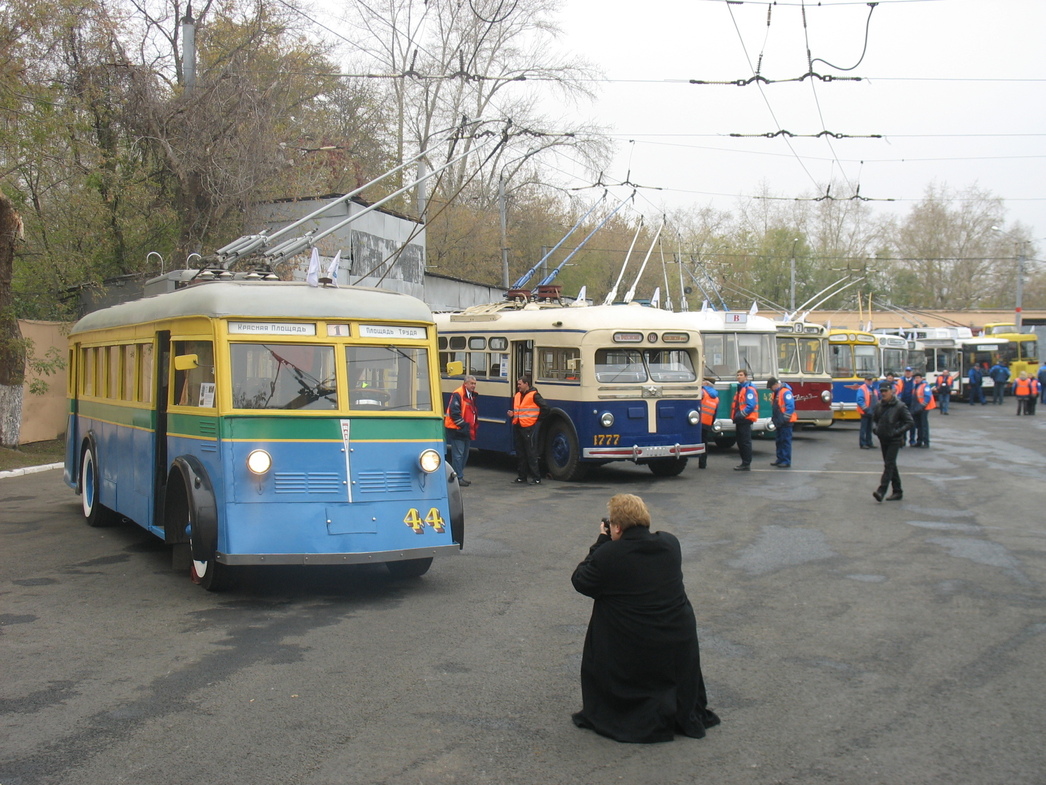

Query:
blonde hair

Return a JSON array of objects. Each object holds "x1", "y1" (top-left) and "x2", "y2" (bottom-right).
[{"x1": 607, "y1": 494, "x2": 651, "y2": 531}]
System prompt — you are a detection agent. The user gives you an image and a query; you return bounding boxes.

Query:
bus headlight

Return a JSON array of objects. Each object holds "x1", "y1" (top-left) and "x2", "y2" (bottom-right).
[
  {"x1": 821, "y1": 389, "x2": 832, "y2": 403},
  {"x1": 246, "y1": 449, "x2": 272, "y2": 475},
  {"x1": 600, "y1": 411, "x2": 615, "y2": 428},
  {"x1": 419, "y1": 449, "x2": 442, "y2": 473},
  {"x1": 687, "y1": 409, "x2": 701, "y2": 426}
]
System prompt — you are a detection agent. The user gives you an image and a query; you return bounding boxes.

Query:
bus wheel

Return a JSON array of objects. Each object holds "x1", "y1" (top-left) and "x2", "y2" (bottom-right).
[
  {"x1": 386, "y1": 558, "x2": 433, "y2": 579},
  {"x1": 648, "y1": 457, "x2": 688, "y2": 477},
  {"x1": 543, "y1": 419, "x2": 588, "y2": 482},
  {"x1": 713, "y1": 436, "x2": 736, "y2": 450},
  {"x1": 80, "y1": 443, "x2": 115, "y2": 527}
]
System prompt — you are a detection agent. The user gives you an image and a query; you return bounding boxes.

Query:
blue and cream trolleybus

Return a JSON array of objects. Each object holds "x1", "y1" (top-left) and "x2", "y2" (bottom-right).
[
  {"x1": 65, "y1": 276, "x2": 463, "y2": 590},
  {"x1": 436, "y1": 296, "x2": 705, "y2": 480}
]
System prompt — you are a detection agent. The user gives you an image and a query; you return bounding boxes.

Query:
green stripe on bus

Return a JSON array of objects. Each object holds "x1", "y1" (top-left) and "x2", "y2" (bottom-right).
[
  {"x1": 221, "y1": 416, "x2": 445, "y2": 441},
  {"x1": 77, "y1": 399, "x2": 156, "y2": 430}
]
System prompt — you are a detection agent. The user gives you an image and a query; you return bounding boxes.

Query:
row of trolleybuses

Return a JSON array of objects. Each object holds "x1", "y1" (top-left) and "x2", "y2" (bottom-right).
[
  {"x1": 88, "y1": 270, "x2": 1046, "y2": 589},
  {"x1": 64, "y1": 277, "x2": 464, "y2": 590},
  {"x1": 827, "y1": 323, "x2": 1040, "y2": 420},
  {"x1": 435, "y1": 297, "x2": 836, "y2": 472}
]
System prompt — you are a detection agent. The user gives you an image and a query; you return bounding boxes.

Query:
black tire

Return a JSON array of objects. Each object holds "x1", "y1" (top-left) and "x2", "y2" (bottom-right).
[
  {"x1": 80, "y1": 443, "x2": 115, "y2": 527},
  {"x1": 189, "y1": 531, "x2": 228, "y2": 591},
  {"x1": 713, "y1": 436, "x2": 736, "y2": 450},
  {"x1": 648, "y1": 457, "x2": 688, "y2": 477},
  {"x1": 386, "y1": 557, "x2": 433, "y2": 579},
  {"x1": 543, "y1": 418, "x2": 588, "y2": 481}
]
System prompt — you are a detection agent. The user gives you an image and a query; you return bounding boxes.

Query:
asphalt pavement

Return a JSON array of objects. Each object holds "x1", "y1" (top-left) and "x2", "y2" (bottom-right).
[{"x1": 2, "y1": 403, "x2": 1044, "y2": 785}]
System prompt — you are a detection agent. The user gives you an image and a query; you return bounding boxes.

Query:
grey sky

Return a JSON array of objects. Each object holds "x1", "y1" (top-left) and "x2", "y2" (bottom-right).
[{"x1": 547, "y1": 0, "x2": 1046, "y2": 245}]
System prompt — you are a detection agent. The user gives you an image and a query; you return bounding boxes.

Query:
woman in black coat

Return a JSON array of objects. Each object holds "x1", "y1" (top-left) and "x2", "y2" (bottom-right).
[{"x1": 571, "y1": 493, "x2": 720, "y2": 743}]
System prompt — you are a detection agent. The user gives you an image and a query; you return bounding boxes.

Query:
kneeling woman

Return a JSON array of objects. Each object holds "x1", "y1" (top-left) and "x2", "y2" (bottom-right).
[{"x1": 571, "y1": 493, "x2": 721, "y2": 743}]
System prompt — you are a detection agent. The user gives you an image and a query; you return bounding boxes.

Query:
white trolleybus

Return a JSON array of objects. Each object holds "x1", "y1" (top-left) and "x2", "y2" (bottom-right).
[
  {"x1": 65, "y1": 277, "x2": 463, "y2": 590},
  {"x1": 678, "y1": 309, "x2": 777, "y2": 448},
  {"x1": 436, "y1": 295, "x2": 705, "y2": 480}
]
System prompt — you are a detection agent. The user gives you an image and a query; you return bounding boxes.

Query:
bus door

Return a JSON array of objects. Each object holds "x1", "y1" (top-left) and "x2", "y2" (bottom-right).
[
  {"x1": 153, "y1": 331, "x2": 170, "y2": 532},
  {"x1": 512, "y1": 340, "x2": 533, "y2": 385}
]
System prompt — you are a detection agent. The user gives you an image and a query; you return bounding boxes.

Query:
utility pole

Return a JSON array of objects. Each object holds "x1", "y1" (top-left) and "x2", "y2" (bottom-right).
[
  {"x1": 789, "y1": 237, "x2": 800, "y2": 313},
  {"x1": 1015, "y1": 243, "x2": 1026, "y2": 330},
  {"x1": 499, "y1": 177, "x2": 510, "y2": 288},
  {"x1": 181, "y1": 3, "x2": 196, "y2": 91}
]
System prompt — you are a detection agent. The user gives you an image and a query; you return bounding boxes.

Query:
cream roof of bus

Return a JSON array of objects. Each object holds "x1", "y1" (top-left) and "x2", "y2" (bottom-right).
[
  {"x1": 675, "y1": 310, "x2": 779, "y2": 332},
  {"x1": 70, "y1": 281, "x2": 433, "y2": 335},
  {"x1": 438, "y1": 302, "x2": 702, "y2": 332}
]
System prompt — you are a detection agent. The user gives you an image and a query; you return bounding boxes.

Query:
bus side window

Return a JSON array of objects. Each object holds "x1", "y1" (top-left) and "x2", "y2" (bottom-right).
[{"x1": 173, "y1": 341, "x2": 215, "y2": 407}]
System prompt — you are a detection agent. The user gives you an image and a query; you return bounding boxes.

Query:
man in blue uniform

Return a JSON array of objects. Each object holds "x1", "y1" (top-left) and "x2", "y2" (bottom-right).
[
  {"x1": 768, "y1": 377, "x2": 796, "y2": 468},
  {"x1": 731, "y1": 370, "x2": 758, "y2": 472}
]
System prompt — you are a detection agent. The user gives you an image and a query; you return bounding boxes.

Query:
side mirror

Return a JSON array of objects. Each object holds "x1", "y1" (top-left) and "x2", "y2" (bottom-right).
[
  {"x1": 174, "y1": 354, "x2": 199, "y2": 371},
  {"x1": 446, "y1": 360, "x2": 464, "y2": 376}
]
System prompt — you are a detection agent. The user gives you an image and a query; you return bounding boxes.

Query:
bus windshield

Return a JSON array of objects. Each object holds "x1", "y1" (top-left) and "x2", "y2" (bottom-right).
[
  {"x1": 594, "y1": 348, "x2": 696, "y2": 383},
  {"x1": 231, "y1": 343, "x2": 337, "y2": 410},
  {"x1": 347, "y1": 345, "x2": 432, "y2": 411},
  {"x1": 798, "y1": 338, "x2": 824, "y2": 374},
  {"x1": 830, "y1": 344, "x2": 879, "y2": 378},
  {"x1": 703, "y1": 333, "x2": 776, "y2": 378}
]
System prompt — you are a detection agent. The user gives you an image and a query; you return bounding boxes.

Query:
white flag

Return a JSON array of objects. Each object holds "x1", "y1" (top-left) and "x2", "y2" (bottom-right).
[
  {"x1": 749, "y1": 301, "x2": 759, "y2": 315},
  {"x1": 306, "y1": 247, "x2": 320, "y2": 287},
  {"x1": 326, "y1": 250, "x2": 341, "y2": 287}
]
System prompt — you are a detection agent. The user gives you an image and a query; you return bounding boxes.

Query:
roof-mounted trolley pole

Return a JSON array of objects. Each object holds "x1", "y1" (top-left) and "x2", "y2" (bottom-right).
[
  {"x1": 602, "y1": 218, "x2": 645, "y2": 306},
  {"x1": 260, "y1": 138, "x2": 497, "y2": 268},
  {"x1": 534, "y1": 191, "x2": 634, "y2": 302},
  {"x1": 214, "y1": 147, "x2": 434, "y2": 268},
  {"x1": 506, "y1": 195, "x2": 606, "y2": 300},
  {"x1": 622, "y1": 219, "x2": 664, "y2": 304}
]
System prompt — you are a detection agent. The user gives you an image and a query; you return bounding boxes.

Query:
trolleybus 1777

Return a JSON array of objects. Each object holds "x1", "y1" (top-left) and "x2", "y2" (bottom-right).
[
  {"x1": 436, "y1": 298, "x2": 705, "y2": 481},
  {"x1": 65, "y1": 277, "x2": 463, "y2": 590}
]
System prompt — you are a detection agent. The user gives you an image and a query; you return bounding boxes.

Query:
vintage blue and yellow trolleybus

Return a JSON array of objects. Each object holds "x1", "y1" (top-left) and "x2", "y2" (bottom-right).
[{"x1": 65, "y1": 278, "x2": 463, "y2": 590}]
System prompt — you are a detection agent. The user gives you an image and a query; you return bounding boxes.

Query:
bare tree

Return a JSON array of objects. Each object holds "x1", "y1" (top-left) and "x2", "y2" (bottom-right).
[{"x1": 342, "y1": 0, "x2": 608, "y2": 204}]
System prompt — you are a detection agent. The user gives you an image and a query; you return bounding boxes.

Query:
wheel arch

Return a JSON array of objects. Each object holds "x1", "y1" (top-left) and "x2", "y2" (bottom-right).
[
  {"x1": 166, "y1": 455, "x2": 218, "y2": 558},
  {"x1": 445, "y1": 464, "x2": 464, "y2": 549}
]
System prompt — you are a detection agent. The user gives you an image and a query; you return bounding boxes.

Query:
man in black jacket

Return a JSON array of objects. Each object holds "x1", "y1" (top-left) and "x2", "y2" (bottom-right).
[{"x1": 872, "y1": 380, "x2": 914, "y2": 502}]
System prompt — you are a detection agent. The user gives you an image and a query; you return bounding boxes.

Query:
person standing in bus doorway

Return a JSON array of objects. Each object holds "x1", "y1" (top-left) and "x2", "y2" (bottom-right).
[
  {"x1": 989, "y1": 360, "x2": 1009, "y2": 405},
  {"x1": 1012, "y1": 371, "x2": 1035, "y2": 415},
  {"x1": 910, "y1": 372, "x2": 936, "y2": 447},
  {"x1": 872, "y1": 380, "x2": 914, "y2": 502},
  {"x1": 856, "y1": 374, "x2": 880, "y2": 449},
  {"x1": 968, "y1": 363, "x2": 985, "y2": 405},
  {"x1": 768, "y1": 377, "x2": 796, "y2": 468},
  {"x1": 444, "y1": 375, "x2": 478, "y2": 487},
  {"x1": 697, "y1": 378, "x2": 719, "y2": 469},
  {"x1": 731, "y1": 370, "x2": 758, "y2": 471},
  {"x1": 935, "y1": 369, "x2": 954, "y2": 415},
  {"x1": 509, "y1": 375, "x2": 548, "y2": 484}
]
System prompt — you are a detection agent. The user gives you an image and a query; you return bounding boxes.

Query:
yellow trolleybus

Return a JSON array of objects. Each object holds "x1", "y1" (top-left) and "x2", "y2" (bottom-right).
[{"x1": 65, "y1": 277, "x2": 463, "y2": 590}]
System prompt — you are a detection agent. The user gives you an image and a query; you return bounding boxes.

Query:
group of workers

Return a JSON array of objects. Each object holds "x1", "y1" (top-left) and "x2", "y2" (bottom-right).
[
  {"x1": 966, "y1": 362, "x2": 1046, "y2": 410},
  {"x1": 443, "y1": 373, "x2": 548, "y2": 487},
  {"x1": 444, "y1": 363, "x2": 1042, "y2": 490}
]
